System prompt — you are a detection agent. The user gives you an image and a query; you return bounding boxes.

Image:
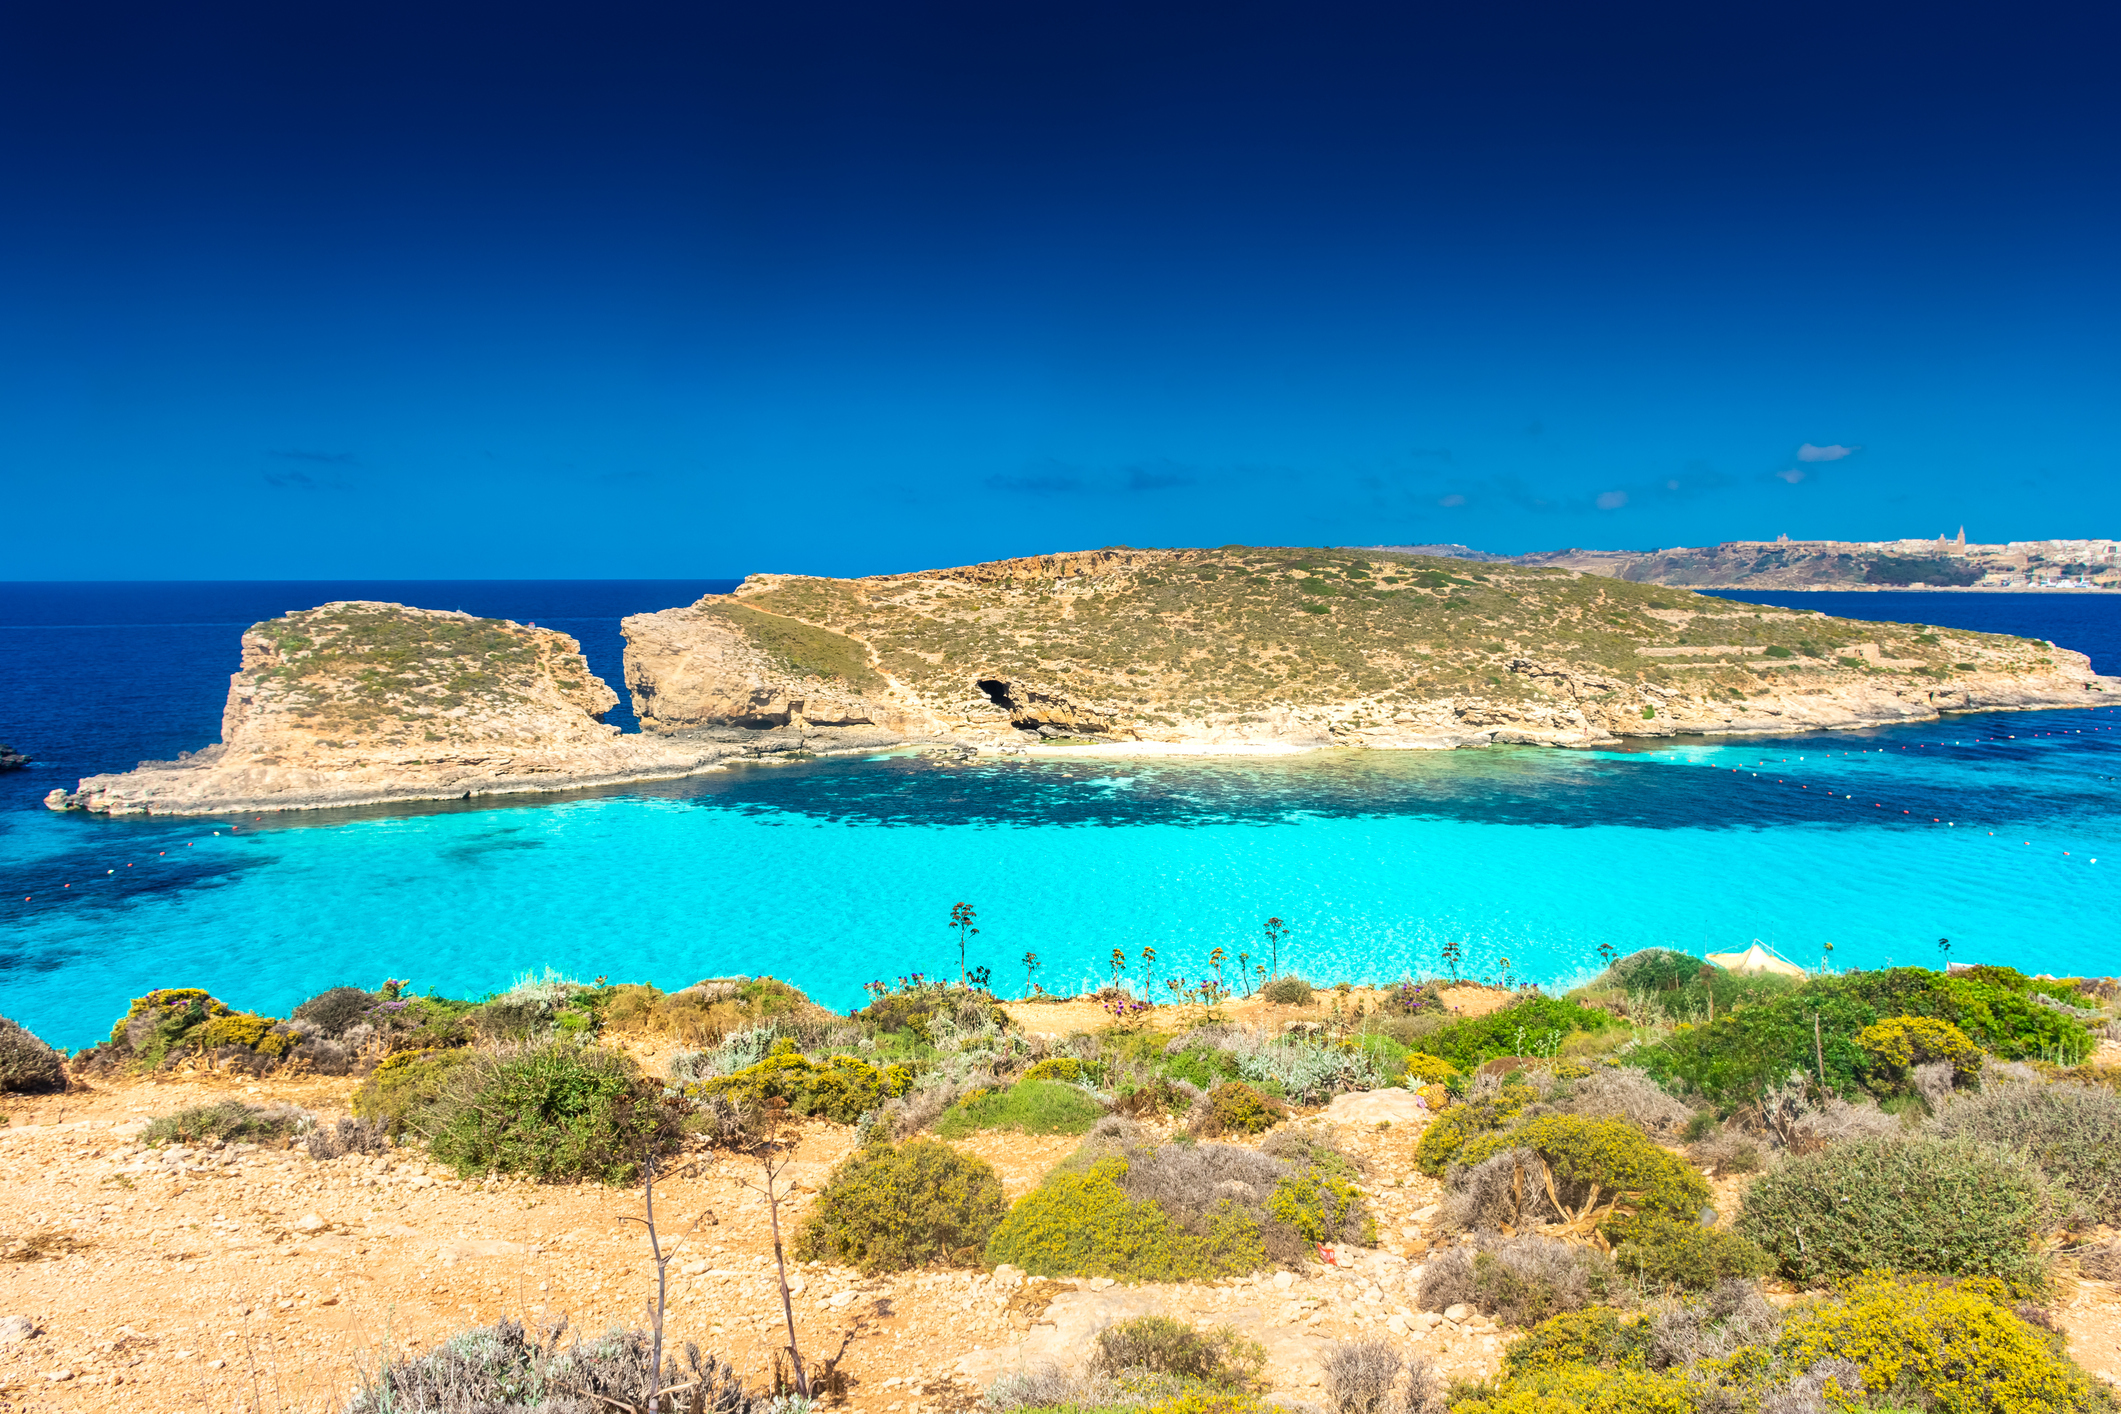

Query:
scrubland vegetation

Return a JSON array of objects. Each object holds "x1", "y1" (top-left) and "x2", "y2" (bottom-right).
[
  {"x1": 714, "y1": 546, "x2": 2055, "y2": 729},
  {"x1": 7, "y1": 944, "x2": 2120, "y2": 1413}
]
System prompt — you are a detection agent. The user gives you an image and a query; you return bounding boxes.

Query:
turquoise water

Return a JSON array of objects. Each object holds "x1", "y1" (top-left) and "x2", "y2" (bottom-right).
[{"x1": 7, "y1": 709, "x2": 2121, "y2": 1049}]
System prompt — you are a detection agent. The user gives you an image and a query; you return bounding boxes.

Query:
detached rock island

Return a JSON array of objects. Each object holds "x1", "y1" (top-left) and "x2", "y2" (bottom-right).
[
  {"x1": 48, "y1": 548, "x2": 2121, "y2": 814},
  {"x1": 43, "y1": 603, "x2": 747, "y2": 816}
]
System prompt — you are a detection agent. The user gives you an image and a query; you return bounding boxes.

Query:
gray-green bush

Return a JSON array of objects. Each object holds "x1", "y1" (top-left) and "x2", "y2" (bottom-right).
[
  {"x1": 1930, "y1": 1080, "x2": 2121, "y2": 1224},
  {"x1": 0, "y1": 1014, "x2": 65, "y2": 1093},
  {"x1": 346, "y1": 1317, "x2": 757, "y2": 1414},
  {"x1": 1737, "y1": 1134, "x2": 2051, "y2": 1288}
]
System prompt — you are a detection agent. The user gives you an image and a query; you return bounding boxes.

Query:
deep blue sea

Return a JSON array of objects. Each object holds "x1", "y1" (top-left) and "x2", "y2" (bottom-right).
[{"x1": 5, "y1": 583, "x2": 2121, "y2": 1050}]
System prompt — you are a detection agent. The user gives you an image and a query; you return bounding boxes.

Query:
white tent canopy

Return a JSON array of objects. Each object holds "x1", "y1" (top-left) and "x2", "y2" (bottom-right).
[{"x1": 1704, "y1": 942, "x2": 1808, "y2": 978}]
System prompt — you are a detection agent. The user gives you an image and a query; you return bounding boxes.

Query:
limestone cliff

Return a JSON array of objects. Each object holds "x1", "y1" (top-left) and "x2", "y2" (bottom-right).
[
  {"x1": 46, "y1": 602, "x2": 737, "y2": 816},
  {"x1": 623, "y1": 547, "x2": 2120, "y2": 751}
]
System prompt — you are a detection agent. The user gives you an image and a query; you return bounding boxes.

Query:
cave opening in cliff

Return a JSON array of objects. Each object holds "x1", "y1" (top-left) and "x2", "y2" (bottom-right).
[{"x1": 975, "y1": 679, "x2": 1016, "y2": 709}]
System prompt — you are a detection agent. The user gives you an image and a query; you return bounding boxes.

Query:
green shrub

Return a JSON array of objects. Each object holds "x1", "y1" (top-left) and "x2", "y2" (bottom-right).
[
  {"x1": 1611, "y1": 1217, "x2": 1769, "y2": 1292},
  {"x1": 685, "y1": 1038, "x2": 913, "y2": 1123},
  {"x1": 1457, "y1": 1115, "x2": 1710, "y2": 1234},
  {"x1": 793, "y1": 1137, "x2": 1007, "y2": 1273},
  {"x1": 110, "y1": 987, "x2": 232, "y2": 1068},
  {"x1": 0, "y1": 1015, "x2": 65, "y2": 1093},
  {"x1": 984, "y1": 1155, "x2": 1264, "y2": 1282},
  {"x1": 423, "y1": 1044, "x2": 682, "y2": 1185},
  {"x1": 352, "y1": 1047, "x2": 475, "y2": 1136},
  {"x1": 1931, "y1": 1080, "x2": 2121, "y2": 1224},
  {"x1": 1193, "y1": 1082, "x2": 1287, "y2": 1138},
  {"x1": 1855, "y1": 1014, "x2": 1983, "y2": 1090},
  {"x1": 1115, "y1": 1077, "x2": 1192, "y2": 1118},
  {"x1": 1420, "y1": 997, "x2": 1623, "y2": 1073},
  {"x1": 1022, "y1": 1056, "x2": 1092, "y2": 1083},
  {"x1": 143, "y1": 1099, "x2": 310, "y2": 1146},
  {"x1": 1737, "y1": 1135, "x2": 2050, "y2": 1288},
  {"x1": 1776, "y1": 1276, "x2": 2094, "y2": 1414},
  {"x1": 1162, "y1": 1044, "x2": 1242, "y2": 1091},
  {"x1": 1091, "y1": 1315, "x2": 1266, "y2": 1388},
  {"x1": 1261, "y1": 975, "x2": 1315, "y2": 1006},
  {"x1": 934, "y1": 1079, "x2": 1104, "y2": 1138},
  {"x1": 1632, "y1": 968, "x2": 2092, "y2": 1105},
  {"x1": 1414, "y1": 1089, "x2": 1536, "y2": 1176}
]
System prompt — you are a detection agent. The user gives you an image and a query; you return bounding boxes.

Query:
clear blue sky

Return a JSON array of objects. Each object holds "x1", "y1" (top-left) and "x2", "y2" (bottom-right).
[{"x1": 3, "y1": 1, "x2": 2116, "y2": 579}]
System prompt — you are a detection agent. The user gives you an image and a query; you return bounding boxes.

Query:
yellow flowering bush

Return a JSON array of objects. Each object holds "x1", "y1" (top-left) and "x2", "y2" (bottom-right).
[
  {"x1": 1401, "y1": 1051, "x2": 1460, "y2": 1085},
  {"x1": 1414, "y1": 1087, "x2": 1535, "y2": 1175},
  {"x1": 984, "y1": 1155, "x2": 1265, "y2": 1281},
  {"x1": 1856, "y1": 1014, "x2": 1984, "y2": 1090},
  {"x1": 1777, "y1": 1277, "x2": 2093, "y2": 1414},
  {"x1": 1450, "y1": 1364, "x2": 1700, "y2": 1414},
  {"x1": 191, "y1": 1012, "x2": 297, "y2": 1057}
]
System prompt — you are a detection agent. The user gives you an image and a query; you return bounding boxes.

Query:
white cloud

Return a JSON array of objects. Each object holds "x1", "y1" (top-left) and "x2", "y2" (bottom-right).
[
  {"x1": 1595, "y1": 490, "x2": 1628, "y2": 510},
  {"x1": 1438, "y1": 493, "x2": 1467, "y2": 507},
  {"x1": 1775, "y1": 468, "x2": 1807, "y2": 483},
  {"x1": 1797, "y1": 443, "x2": 1857, "y2": 462}
]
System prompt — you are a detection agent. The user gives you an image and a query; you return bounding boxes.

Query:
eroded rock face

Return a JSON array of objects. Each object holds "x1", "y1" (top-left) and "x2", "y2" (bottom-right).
[
  {"x1": 622, "y1": 601, "x2": 933, "y2": 735},
  {"x1": 46, "y1": 602, "x2": 733, "y2": 816}
]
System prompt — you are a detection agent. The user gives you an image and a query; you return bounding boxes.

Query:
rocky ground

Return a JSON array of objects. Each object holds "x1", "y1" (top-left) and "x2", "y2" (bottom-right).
[{"x1": 3, "y1": 1051, "x2": 2117, "y2": 1411}]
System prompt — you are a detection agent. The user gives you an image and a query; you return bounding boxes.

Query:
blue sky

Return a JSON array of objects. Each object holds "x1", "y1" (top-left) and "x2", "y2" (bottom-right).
[{"x1": 3, "y1": 1, "x2": 2116, "y2": 578}]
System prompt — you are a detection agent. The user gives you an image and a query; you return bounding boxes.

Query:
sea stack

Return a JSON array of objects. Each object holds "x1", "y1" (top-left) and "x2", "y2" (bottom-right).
[{"x1": 44, "y1": 602, "x2": 732, "y2": 815}]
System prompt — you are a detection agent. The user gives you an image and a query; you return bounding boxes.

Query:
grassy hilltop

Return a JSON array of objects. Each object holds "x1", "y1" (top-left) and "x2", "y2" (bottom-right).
[{"x1": 692, "y1": 545, "x2": 2068, "y2": 734}]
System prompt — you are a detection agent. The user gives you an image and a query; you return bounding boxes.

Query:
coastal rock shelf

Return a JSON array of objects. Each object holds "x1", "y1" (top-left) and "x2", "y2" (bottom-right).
[{"x1": 45, "y1": 548, "x2": 2121, "y2": 815}]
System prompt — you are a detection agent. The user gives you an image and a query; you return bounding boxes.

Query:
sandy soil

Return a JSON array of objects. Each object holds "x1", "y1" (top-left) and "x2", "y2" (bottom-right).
[
  {"x1": 0, "y1": 1072, "x2": 1469, "y2": 1412},
  {"x1": 6, "y1": 1048, "x2": 2113, "y2": 1411},
  {"x1": 1005, "y1": 984, "x2": 1518, "y2": 1040}
]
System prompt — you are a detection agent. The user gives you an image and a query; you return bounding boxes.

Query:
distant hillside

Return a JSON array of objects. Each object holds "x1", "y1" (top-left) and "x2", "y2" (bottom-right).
[{"x1": 1516, "y1": 538, "x2": 2121, "y2": 590}]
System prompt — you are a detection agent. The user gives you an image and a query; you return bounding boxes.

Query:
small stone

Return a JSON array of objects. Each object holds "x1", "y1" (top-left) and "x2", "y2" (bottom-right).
[
  {"x1": 1445, "y1": 1303, "x2": 1472, "y2": 1321},
  {"x1": 295, "y1": 1214, "x2": 326, "y2": 1233},
  {"x1": 1272, "y1": 1270, "x2": 1296, "y2": 1290},
  {"x1": 0, "y1": 1316, "x2": 37, "y2": 1345},
  {"x1": 1387, "y1": 1313, "x2": 1409, "y2": 1334},
  {"x1": 207, "y1": 1359, "x2": 227, "y2": 1369},
  {"x1": 45, "y1": 1370, "x2": 73, "y2": 1382}
]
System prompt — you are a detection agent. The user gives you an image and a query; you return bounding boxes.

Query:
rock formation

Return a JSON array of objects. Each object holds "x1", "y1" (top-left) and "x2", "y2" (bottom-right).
[
  {"x1": 0, "y1": 744, "x2": 27, "y2": 771},
  {"x1": 50, "y1": 552, "x2": 2121, "y2": 817},
  {"x1": 45, "y1": 603, "x2": 740, "y2": 816},
  {"x1": 623, "y1": 547, "x2": 2121, "y2": 752}
]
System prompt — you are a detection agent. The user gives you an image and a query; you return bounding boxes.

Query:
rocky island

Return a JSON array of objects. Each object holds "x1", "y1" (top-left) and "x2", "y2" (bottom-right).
[
  {"x1": 42, "y1": 603, "x2": 754, "y2": 816},
  {"x1": 46, "y1": 548, "x2": 2121, "y2": 814},
  {"x1": 624, "y1": 545, "x2": 2117, "y2": 752}
]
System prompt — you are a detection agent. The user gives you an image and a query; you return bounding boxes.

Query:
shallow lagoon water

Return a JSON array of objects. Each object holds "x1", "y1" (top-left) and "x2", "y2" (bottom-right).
[
  {"x1": 6, "y1": 580, "x2": 2121, "y2": 1048},
  {"x1": 6, "y1": 712, "x2": 2121, "y2": 1049}
]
